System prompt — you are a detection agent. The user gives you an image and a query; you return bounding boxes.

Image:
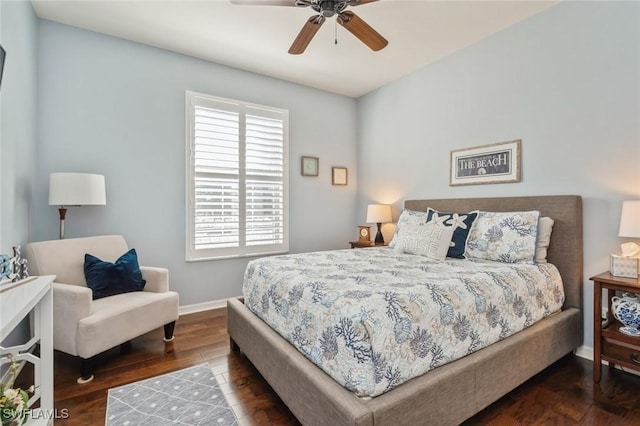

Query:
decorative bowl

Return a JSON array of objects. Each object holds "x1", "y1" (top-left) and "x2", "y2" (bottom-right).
[{"x1": 612, "y1": 293, "x2": 640, "y2": 336}]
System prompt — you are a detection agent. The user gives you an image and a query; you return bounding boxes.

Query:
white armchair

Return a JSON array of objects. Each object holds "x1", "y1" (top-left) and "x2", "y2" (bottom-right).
[{"x1": 25, "y1": 235, "x2": 179, "y2": 383}]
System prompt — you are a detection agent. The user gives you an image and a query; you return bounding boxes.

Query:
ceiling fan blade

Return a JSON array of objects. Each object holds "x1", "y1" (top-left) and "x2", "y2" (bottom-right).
[
  {"x1": 289, "y1": 15, "x2": 326, "y2": 55},
  {"x1": 337, "y1": 11, "x2": 388, "y2": 51},
  {"x1": 345, "y1": 0, "x2": 379, "y2": 6},
  {"x1": 229, "y1": 0, "x2": 297, "y2": 6}
]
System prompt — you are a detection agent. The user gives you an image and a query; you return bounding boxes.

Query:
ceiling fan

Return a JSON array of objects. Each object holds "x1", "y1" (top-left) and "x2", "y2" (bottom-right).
[{"x1": 230, "y1": 0, "x2": 388, "y2": 55}]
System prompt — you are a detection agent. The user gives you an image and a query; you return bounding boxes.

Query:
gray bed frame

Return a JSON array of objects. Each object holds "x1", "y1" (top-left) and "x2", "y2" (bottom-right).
[{"x1": 227, "y1": 195, "x2": 583, "y2": 426}]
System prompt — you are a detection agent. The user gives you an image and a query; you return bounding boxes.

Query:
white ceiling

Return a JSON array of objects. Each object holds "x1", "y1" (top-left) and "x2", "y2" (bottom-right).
[{"x1": 31, "y1": 0, "x2": 558, "y2": 98}]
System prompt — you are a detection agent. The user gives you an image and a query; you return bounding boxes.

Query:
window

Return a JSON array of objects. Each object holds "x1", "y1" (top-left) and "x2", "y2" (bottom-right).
[{"x1": 186, "y1": 91, "x2": 289, "y2": 261}]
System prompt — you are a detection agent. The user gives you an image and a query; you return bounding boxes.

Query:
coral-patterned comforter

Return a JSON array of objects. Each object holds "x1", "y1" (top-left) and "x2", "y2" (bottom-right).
[{"x1": 243, "y1": 248, "x2": 564, "y2": 397}]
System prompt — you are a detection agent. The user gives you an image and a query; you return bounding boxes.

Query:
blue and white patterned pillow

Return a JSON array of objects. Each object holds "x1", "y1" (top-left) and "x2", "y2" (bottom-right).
[
  {"x1": 388, "y1": 209, "x2": 430, "y2": 248},
  {"x1": 426, "y1": 209, "x2": 478, "y2": 258},
  {"x1": 465, "y1": 211, "x2": 540, "y2": 264}
]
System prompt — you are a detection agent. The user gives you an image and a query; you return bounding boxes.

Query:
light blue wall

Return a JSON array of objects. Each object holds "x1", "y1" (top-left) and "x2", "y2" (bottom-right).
[
  {"x1": 34, "y1": 21, "x2": 357, "y2": 306},
  {"x1": 356, "y1": 1, "x2": 640, "y2": 349},
  {"x1": 0, "y1": 0, "x2": 38, "y2": 253},
  {"x1": 0, "y1": 0, "x2": 39, "y2": 347}
]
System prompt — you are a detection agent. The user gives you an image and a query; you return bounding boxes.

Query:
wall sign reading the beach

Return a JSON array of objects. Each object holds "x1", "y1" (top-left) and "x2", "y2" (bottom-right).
[{"x1": 450, "y1": 140, "x2": 521, "y2": 186}]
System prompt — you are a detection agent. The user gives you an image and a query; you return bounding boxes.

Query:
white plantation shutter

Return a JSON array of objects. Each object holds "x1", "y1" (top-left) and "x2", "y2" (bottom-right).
[
  {"x1": 245, "y1": 113, "x2": 285, "y2": 246},
  {"x1": 186, "y1": 92, "x2": 289, "y2": 260}
]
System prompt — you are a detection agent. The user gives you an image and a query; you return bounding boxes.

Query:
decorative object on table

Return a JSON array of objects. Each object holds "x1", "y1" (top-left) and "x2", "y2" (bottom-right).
[
  {"x1": 611, "y1": 292, "x2": 640, "y2": 336},
  {"x1": 105, "y1": 364, "x2": 237, "y2": 426},
  {"x1": 611, "y1": 200, "x2": 640, "y2": 278},
  {"x1": 0, "y1": 247, "x2": 28, "y2": 284},
  {"x1": 49, "y1": 173, "x2": 107, "y2": 239},
  {"x1": 358, "y1": 225, "x2": 371, "y2": 243},
  {"x1": 11, "y1": 246, "x2": 28, "y2": 282},
  {"x1": 0, "y1": 255, "x2": 11, "y2": 283},
  {"x1": 366, "y1": 204, "x2": 392, "y2": 245},
  {"x1": 0, "y1": 353, "x2": 35, "y2": 426},
  {"x1": 300, "y1": 156, "x2": 319, "y2": 176},
  {"x1": 450, "y1": 139, "x2": 521, "y2": 186},
  {"x1": 611, "y1": 255, "x2": 639, "y2": 279},
  {"x1": 331, "y1": 167, "x2": 348, "y2": 185}
]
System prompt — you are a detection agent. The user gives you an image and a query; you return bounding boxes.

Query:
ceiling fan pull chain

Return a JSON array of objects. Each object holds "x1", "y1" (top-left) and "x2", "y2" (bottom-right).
[{"x1": 334, "y1": 18, "x2": 338, "y2": 45}]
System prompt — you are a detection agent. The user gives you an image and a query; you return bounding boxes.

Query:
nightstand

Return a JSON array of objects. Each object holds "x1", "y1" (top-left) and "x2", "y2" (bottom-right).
[
  {"x1": 349, "y1": 241, "x2": 373, "y2": 248},
  {"x1": 349, "y1": 241, "x2": 387, "y2": 249},
  {"x1": 591, "y1": 271, "x2": 640, "y2": 383}
]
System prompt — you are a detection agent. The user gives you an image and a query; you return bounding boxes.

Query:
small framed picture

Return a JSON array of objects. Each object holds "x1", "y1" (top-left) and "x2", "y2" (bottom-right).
[
  {"x1": 301, "y1": 156, "x2": 319, "y2": 176},
  {"x1": 0, "y1": 44, "x2": 5, "y2": 89},
  {"x1": 332, "y1": 167, "x2": 348, "y2": 185}
]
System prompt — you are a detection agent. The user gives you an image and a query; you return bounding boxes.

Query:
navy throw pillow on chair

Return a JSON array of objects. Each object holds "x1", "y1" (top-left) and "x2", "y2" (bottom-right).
[{"x1": 84, "y1": 248, "x2": 146, "y2": 300}]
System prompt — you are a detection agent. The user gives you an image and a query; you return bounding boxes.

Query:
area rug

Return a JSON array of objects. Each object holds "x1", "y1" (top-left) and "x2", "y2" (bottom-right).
[{"x1": 105, "y1": 364, "x2": 238, "y2": 425}]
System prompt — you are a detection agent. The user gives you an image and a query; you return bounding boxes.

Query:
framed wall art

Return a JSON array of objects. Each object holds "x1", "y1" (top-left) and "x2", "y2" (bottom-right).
[
  {"x1": 301, "y1": 156, "x2": 319, "y2": 176},
  {"x1": 450, "y1": 139, "x2": 521, "y2": 186},
  {"x1": 332, "y1": 167, "x2": 348, "y2": 186},
  {"x1": 0, "y1": 44, "x2": 5, "y2": 90}
]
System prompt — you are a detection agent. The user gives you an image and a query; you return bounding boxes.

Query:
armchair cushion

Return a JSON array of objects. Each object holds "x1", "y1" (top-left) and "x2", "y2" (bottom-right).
[
  {"x1": 84, "y1": 248, "x2": 146, "y2": 300},
  {"x1": 77, "y1": 290, "x2": 179, "y2": 358}
]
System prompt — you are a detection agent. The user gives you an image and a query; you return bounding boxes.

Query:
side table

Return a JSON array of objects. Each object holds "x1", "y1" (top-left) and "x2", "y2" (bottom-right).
[
  {"x1": 591, "y1": 271, "x2": 640, "y2": 383},
  {"x1": 1, "y1": 275, "x2": 55, "y2": 425},
  {"x1": 349, "y1": 241, "x2": 388, "y2": 249}
]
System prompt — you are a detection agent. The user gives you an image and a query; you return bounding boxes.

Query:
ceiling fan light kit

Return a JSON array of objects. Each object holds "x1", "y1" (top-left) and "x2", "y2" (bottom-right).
[{"x1": 231, "y1": 0, "x2": 388, "y2": 55}]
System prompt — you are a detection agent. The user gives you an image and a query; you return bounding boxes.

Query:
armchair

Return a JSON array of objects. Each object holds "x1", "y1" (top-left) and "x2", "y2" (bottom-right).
[{"x1": 25, "y1": 235, "x2": 179, "y2": 383}]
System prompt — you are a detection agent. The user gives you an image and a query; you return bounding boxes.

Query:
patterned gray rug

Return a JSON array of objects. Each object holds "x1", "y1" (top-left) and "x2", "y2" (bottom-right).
[{"x1": 105, "y1": 364, "x2": 238, "y2": 425}]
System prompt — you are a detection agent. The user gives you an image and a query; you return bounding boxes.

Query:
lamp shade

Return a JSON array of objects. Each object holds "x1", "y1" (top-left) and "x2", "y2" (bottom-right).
[
  {"x1": 49, "y1": 173, "x2": 106, "y2": 206},
  {"x1": 619, "y1": 200, "x2": 640, "y2": 238},
  {"x1": 366, "y1": 204, "x2": 392, "y2": 224}
]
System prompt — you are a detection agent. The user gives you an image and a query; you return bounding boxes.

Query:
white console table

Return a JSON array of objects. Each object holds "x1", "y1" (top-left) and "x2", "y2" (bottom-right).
[{"x1": 1, "y1": 275, "x2": 55, "y2": 426}]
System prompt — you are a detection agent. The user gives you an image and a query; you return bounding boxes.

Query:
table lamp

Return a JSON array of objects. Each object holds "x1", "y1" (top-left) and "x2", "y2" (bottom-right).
[
  {"x1": 611, "y1": 200, "x2": 640, "y2": 278},
  {"x1": 619, "y1": 200, "x2": 640, "y2": 257},
  {"x1": 49, "y1": 173, "x2": 106, "y2": 239},
  {"x1": 366, "y1": 204, "x2": 392, "y2": 245}
]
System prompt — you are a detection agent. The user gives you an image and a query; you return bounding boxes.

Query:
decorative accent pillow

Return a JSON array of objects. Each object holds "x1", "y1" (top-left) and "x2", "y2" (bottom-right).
[
  {"x1": 393, "y1": 222, "x2": 455, "y2": 260},
  {"x1": 426, "y1": 209, "x2": 478, "y2": 258},
  {"x1": 535, "y1": 216, "x2": 554, "y2": 263},
  {"x1": 465, "y1": 211, "x2": 540, "y2": 264},
  {"x1": 388, "y1": 209, "x2": 430, "y2": 248},
  {"x1": 84, "y1": 248, "x2": 146, "y2": 300}
]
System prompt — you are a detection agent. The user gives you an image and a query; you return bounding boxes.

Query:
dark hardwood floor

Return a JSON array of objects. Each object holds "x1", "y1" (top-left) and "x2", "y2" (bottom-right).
[{"x1": 52, "y1": 308, "x2": 640, "y2": 425}]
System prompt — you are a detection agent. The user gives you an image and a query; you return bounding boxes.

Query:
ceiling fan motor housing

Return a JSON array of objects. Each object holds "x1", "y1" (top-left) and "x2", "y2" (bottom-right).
[{"x1": 311, "y1": 1, "x2": 349, "y2": 18}]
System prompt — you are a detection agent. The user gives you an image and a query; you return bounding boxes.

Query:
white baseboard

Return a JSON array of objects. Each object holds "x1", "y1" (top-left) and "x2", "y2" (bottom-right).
[
  {"x1": 574, "y1": 345, "x2": 593, "y2": 361},
  {"x1": 178, "y1": 297, "x2": 240, "y2": 316}
]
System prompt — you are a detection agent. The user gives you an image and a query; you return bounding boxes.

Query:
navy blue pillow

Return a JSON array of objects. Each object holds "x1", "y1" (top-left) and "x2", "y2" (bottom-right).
[
  {"x1": 84, "y1": 249, "x2": 146, "y2": 300},
  {"x1": 426, "y1": 209, "x2": 478, "y2": 258}
]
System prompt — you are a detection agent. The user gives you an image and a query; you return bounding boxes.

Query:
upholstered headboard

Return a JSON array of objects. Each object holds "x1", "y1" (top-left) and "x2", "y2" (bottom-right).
[{"x1": 404, "y1": 195, "x2": 583, "y2": 310}]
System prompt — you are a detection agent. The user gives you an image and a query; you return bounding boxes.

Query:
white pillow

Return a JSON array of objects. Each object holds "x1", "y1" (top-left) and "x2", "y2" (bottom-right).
[
  {"x1": 393, "y1": 222, "x2": 455, "y2": 260},
  {"x1": 388, "y1": 209, "x2": 430, "y2": 248},
  {"x1": 535, "y1": 216, "x2": 554, "y2": 263},
  {"x1": 465, "y1": 210, "x2": 540, "y2": 264}
]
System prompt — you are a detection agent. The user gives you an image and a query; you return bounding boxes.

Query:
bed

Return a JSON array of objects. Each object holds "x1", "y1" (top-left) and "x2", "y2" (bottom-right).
[{"x1": 227, "y1": 195, "x2": 583, "y2": 426}]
